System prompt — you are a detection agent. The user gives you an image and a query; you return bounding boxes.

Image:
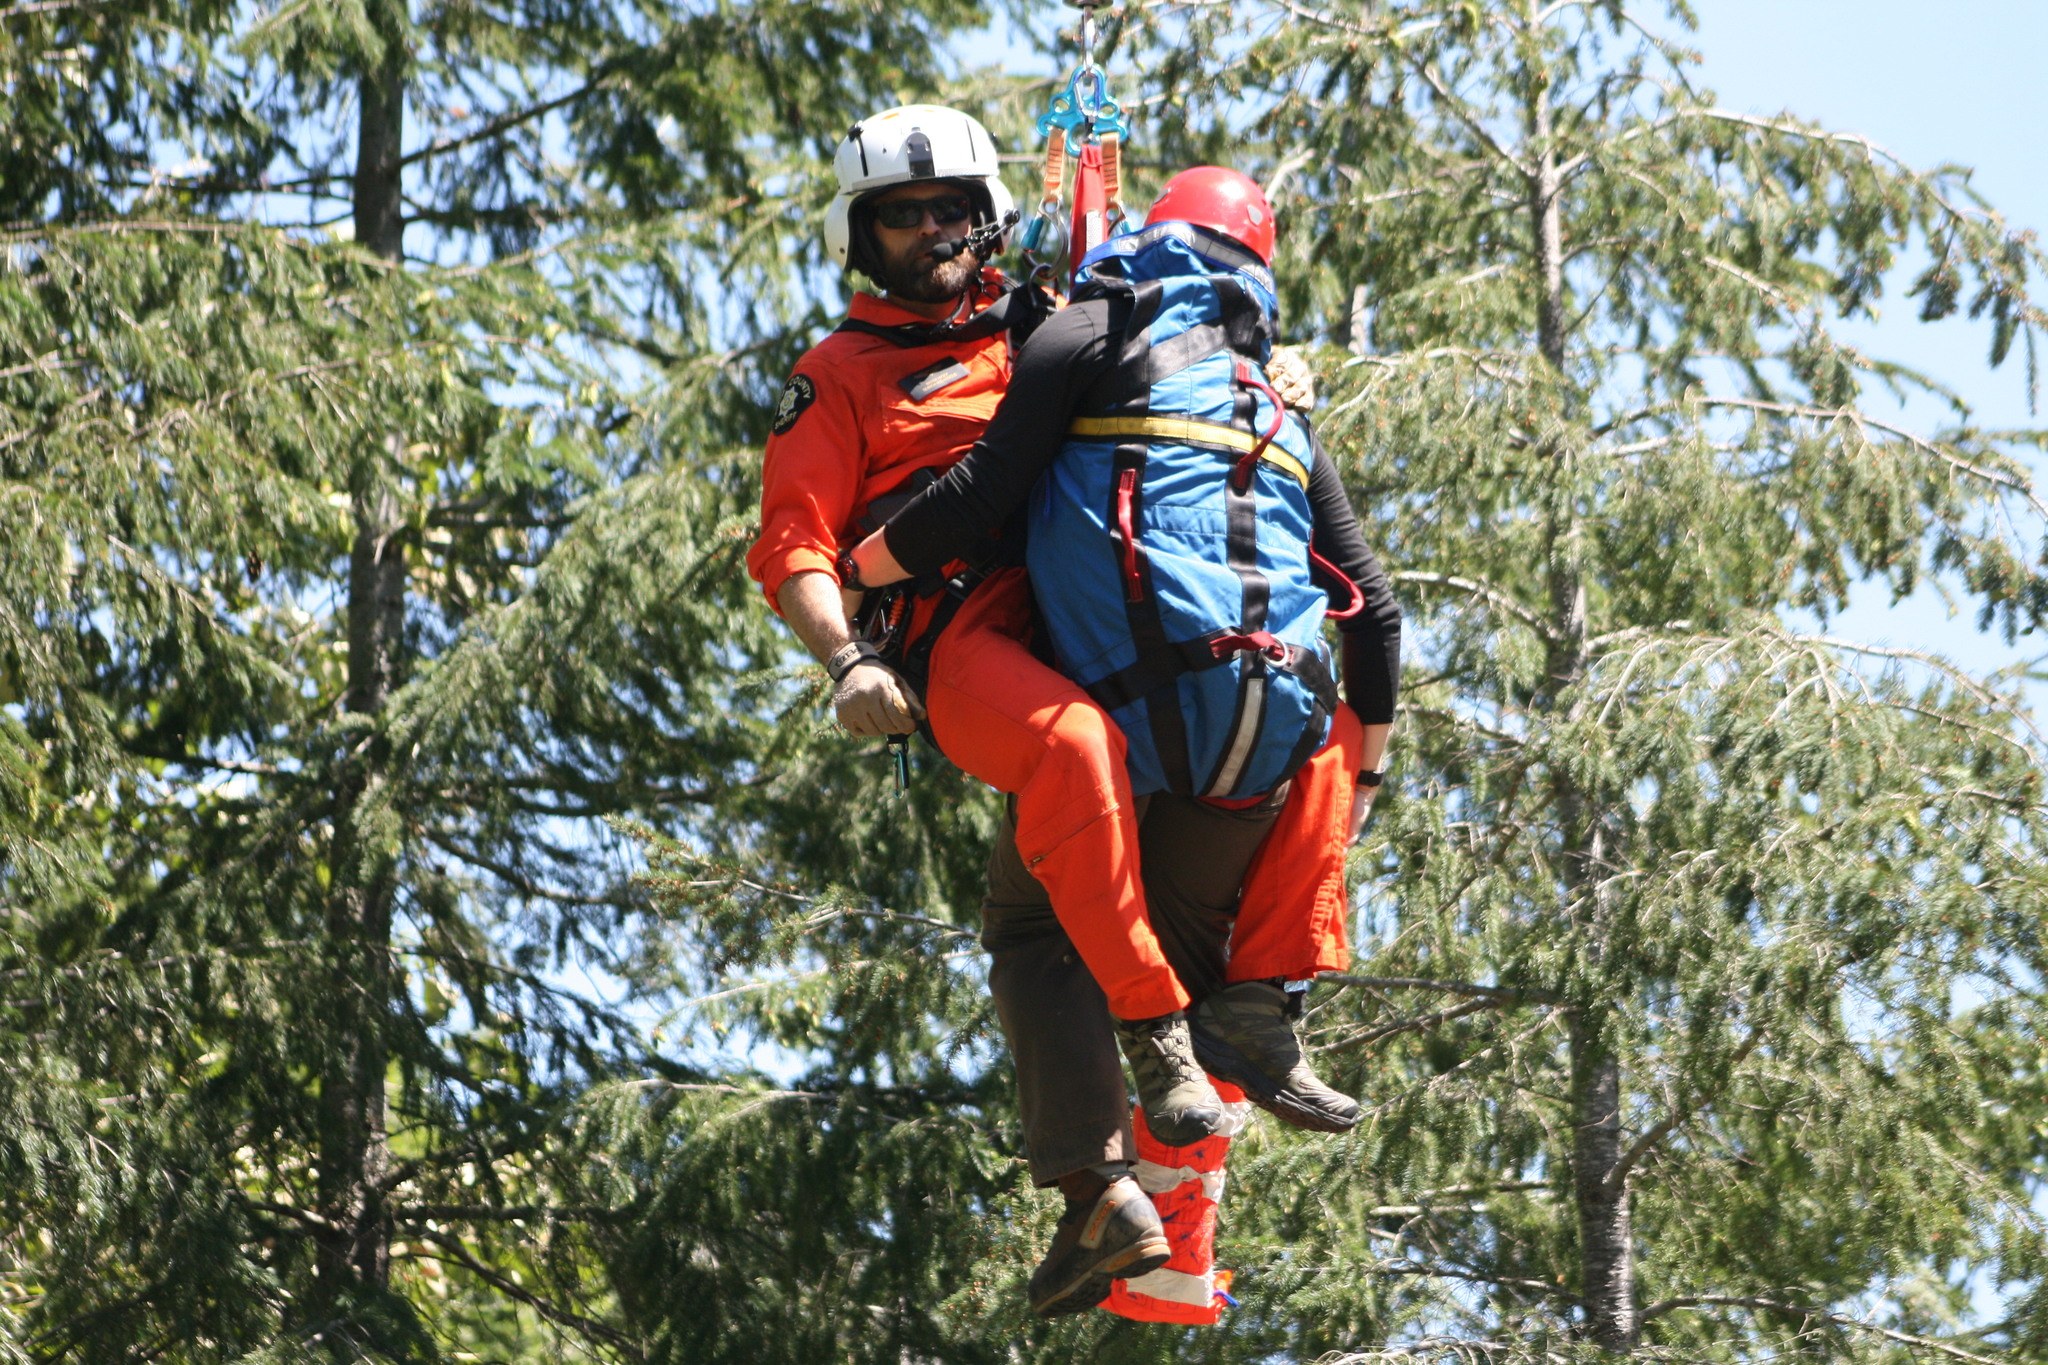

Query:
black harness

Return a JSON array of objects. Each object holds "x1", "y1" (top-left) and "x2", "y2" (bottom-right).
[{"x1": 844, "y1": 278, "x2": 1053, "y2": 705}]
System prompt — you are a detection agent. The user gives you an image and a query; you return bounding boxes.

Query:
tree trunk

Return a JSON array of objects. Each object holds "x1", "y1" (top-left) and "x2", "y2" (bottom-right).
[
  {"x1": 1571, "y1": 1013, "x2": 1637, "y2": 1351},
  {"x1": 315, "y1": 31, "x2": 407, "y2": 1312},
  {"x1": 1525, "y1": 24, "x2": 1638, "y2": 1352}
]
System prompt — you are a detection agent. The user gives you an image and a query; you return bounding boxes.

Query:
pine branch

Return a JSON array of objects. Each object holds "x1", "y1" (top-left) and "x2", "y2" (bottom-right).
[
  {"x1": 1393, "y1": 571, "x2": 1559, "y2": 638},
  {"x1": 1367, "y1": 1256, "x2": 1571, "y2": 1300},
  {"x1": 1638, "y1": 1295, "x2": 2007, "y2": 1365},
  {"x1": 1704, "y1": 396, "x2": 2048, "y2": 518},
  {"x1": 1325, "y1": 994, "x2": 1500, "y2": 1051},
  {"x1": 1408, "y1": 59, "x2": 1532, "y2": 181},
  {"x1": 234, "y1": 1195, "x2": 341, "y2": 1234},
  {"x1": 1604, "y1": 1028, "x2": 1763, "y2": 1196},
  {"x1": 400, "y1": 75, "x2": 609, "y2": 171},
  {"x1": 1321, "y1": 1339, "x2": 1570, "y2": 1364},
  {"x1": 405, "y1": 1229, "x2": 629, "y2": 1349},
  {"x1": 1399, "y1": 704, "x2": 1528, "y2": 748},
  {"x1": 669, "y1": 949, "x2": 982, "y2": 1013},
  {"x1": 1327, "y1": 974, "x2": 1559, "y2": 1004},
  {"x1": 0, "y1": 0, "x2": 108, "y2": 19},
  {"x1": 0, "y1": 352, "x2": 84, "y2": 383},
  {"x1": 420, "y1": 827, "x2": 626, "y2": 910},
  {"x1": 395, "y1": 1203, "x2": 620, "y2": 1224}
]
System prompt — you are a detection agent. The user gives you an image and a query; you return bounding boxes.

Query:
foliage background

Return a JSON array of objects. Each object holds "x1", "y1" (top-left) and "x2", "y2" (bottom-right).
[{"x1": 2, "y1": 1, "x2": 2046, "y2": 1362}]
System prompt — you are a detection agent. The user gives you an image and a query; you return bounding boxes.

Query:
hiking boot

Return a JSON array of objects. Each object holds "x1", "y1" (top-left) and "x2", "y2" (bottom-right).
[
  {"x1": 1192, "y1": 981, "x2": 1360, "y2": 1133},
  {"x1": 1114, "y1": 1012, "x2": 1226, "y2": 1147},
  {"x1": 1027, "y1": 1175, "x2": 1171, "y2": 1316}
]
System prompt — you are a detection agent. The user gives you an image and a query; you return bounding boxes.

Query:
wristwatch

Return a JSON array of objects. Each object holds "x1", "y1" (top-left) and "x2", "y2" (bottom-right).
[
  {"x1": 1356, "y1": 768, "x2": 1386, "y2": 788},
  {"x1": 835, "y1": 546, "x2": 867, "y2": 592},
  {"x1": 826, "y1": 639, "x2": 881, "y2": 683}
]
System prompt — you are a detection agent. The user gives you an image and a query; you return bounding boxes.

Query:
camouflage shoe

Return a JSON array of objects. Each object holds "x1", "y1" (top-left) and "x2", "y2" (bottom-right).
[
  {"x1": 1114, "y1": 1012, "x2": 1225, "y2": 1146},
  {"x1": 1192, "y1": 980, "x2": 1360, "y2": 1133}
]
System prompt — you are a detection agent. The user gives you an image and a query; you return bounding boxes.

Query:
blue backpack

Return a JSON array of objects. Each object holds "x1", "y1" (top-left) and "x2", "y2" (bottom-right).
[{"x1": 1026, "y1": 223, "x2": 1343, "y2": 800}]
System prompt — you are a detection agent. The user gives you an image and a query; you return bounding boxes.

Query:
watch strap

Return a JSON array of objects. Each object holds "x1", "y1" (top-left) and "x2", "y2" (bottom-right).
[
  {"x1": 826, "y1": 639, "x2": 881, "y2": 683},
  {"x1": 1356, "y1": 767, "x2": 1386, "y2": 788},
  {"x1": 835, "y1": 546, "x2": 866, "y2": 592}
]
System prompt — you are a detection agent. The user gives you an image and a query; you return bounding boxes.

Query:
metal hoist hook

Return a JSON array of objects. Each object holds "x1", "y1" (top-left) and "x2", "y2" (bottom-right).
[{"x1": 1018, "y1": 0, "x2": 1133, "y2": 284}]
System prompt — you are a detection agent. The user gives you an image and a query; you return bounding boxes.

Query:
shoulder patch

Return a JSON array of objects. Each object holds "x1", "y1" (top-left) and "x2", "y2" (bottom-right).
[{"x1": 771, "y1": 374, "x2": 817, "y2": 435}]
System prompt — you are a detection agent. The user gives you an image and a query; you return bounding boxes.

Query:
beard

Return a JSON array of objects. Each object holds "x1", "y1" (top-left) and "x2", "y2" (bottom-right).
[{"x1": 878, "y1": 236, "x2": 981, "y2": 302}]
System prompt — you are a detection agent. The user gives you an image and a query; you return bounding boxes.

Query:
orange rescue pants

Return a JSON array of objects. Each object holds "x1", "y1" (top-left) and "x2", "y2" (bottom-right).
[{"x1": 925, "y1": 569, "x2": 1355, "y2": 1022}]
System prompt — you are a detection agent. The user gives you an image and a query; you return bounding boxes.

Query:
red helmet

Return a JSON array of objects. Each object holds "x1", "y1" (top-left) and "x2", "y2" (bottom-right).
[{"x1": 1144, "y1": 167, "x2": 1276, "y2": 264}]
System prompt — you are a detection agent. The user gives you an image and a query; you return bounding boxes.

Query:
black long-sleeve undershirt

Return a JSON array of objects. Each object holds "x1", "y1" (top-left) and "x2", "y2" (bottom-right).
[{"x1": 882, "y1": 296, "x2": 1402, "y2": 725}]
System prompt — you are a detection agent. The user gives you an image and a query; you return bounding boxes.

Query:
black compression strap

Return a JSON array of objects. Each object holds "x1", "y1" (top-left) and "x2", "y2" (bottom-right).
[
  {"x1": 1103, "y1": 353, "x2": 1195, "y2": 795},
  {"x1": 891, "y1": 565, "x2": 991, "y2": 740},
  {"x1": 1085, "y1": 635, "x2": 1337, "y2": 719},
  {"x1": 1209, "y1": 276, "x2": 1270, "y2": 357},
  {"x1": 1194, "y1": 408, "x2": 1272, "y2": 795},
  {"x1": 1117, "y1": 282, "x2": 1166, "y2": 369},
  {"x1": 1084, "y1": 630, "x2": 1239, "y2": 712},
  {"x1": 1083, "y1": 319, "x2": 1237, "y2": 415}
]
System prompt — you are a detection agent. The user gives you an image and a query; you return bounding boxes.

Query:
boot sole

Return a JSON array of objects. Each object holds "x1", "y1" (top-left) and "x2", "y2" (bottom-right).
[
  {"x1": 1148, "y1": 1104, "x2": 1226, "y2": 1147},
  {"x1": 1191, "y1": 1026, "x2": 1359, "y2": 1134},
  {"x1": 1028, "y1": 1234, "x2": 1172, "y2": 1317}
]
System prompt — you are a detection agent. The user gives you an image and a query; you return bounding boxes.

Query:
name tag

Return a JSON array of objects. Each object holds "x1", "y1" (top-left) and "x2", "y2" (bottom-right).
[{"x1": 898, "y1": 359, "x2": 972, "y2": 402}]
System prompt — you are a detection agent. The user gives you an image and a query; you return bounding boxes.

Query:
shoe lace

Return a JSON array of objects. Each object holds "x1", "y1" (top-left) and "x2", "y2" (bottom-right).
[{"x1": 1127, "y1": 1020, "x2": 1205, "y2": 1094}]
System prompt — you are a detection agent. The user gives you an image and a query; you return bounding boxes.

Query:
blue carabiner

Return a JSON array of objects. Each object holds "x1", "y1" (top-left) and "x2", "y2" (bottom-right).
[{"x1": 1035, "y1": 62, "x2": 1129, "y2": 142}]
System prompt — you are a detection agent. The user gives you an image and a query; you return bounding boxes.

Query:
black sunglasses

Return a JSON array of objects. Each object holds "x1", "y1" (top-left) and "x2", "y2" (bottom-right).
[{"x1": 870, "y1": 194, "x2": 976, "y2": 230}]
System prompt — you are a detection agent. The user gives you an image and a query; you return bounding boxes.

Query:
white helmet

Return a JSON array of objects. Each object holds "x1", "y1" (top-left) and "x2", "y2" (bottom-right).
[{"x1": 825, "y1": 104, "x2": 1016, "y2": 280}]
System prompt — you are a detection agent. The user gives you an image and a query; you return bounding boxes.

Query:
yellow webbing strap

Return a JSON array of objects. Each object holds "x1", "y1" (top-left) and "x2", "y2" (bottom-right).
[
  {"x1": 1067, "y1": 416, "x2": 1311, "y2": 489},
  {"x1": 1041, "y1": 128, "x2": 1068, "y2": 206}
]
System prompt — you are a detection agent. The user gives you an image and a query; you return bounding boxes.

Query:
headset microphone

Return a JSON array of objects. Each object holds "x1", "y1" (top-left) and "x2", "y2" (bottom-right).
[{"x1": 928, "y1": 209, "x2": 1022, "y2": 263}]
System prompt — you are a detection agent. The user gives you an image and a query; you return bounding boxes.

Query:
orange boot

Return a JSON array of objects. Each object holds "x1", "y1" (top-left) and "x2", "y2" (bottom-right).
[{"x1": 1099, "y1": 1081, "x2": 1251, "y2": 1325}]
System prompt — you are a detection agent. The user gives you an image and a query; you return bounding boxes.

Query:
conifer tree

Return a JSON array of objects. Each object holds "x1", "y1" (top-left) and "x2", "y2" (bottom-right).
[
  {"x1": 10, "y1": 0, "x2": 2048, "y2": 1361},
  {"x1": 1, "y1": 0, "x2": 992, "y2": 1357},
  {"x1": 631, "y1": 3, "x2": 2048, "y2": 1362},
  {"x1": 1098, "y1": 0, "x2": 2048, "y2": 1358}
]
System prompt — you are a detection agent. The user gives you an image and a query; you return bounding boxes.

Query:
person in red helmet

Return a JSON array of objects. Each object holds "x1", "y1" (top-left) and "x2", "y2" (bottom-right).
[
  {"x1": 846, "y1": 164, "x2": 1401, "y2": 1302},
  {"x1": 1146, "y1": 164, "x2": 1278, "y2": 260}
]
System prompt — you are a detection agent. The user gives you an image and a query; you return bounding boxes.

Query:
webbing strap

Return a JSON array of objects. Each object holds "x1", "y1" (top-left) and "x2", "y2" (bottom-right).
[
  {"x1": 1082, "y1": 320, "x2": 1230, "y2": 414},
  {"x1": 1100, "y1": 130, "x2": 1123, "y2": 219},
  {"x1": 1309, "y1": 542, "x2": 1366, "y2": 620},
  {"x1": 1066, "y1": 417, "x2": 1310, "y2": 488},
  {"x1": 1197, "y1": 435, "x2": 1272, "y2": 796},
  {"x1": 1108, "y1": 410, "x2": 1197, "y2": 794},
  {"x1": 833, "y1": 280, "x2": 1041, "y2": 350},
  {"x1": 1071, "y1": 142, "x2": 1111, "y2": 277},
  {"x1": 1227, "y1": 358, "x2": 1291, "y2": 493},
  {"x1": 1209, "y1": 276, "x2": 1269, "y2": 355},
  {"x1": 1041, "y1": 127, "x2": 1068, "y2": 208},
  {"x1": 1084, "y1": 629, "x2": 1337, "y2": 716}
]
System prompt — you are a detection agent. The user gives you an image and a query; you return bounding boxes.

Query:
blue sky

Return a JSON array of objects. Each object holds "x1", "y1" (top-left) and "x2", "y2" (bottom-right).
[{"x1": 1687, "y1": 0, "x2": 2048, "y2": 686}]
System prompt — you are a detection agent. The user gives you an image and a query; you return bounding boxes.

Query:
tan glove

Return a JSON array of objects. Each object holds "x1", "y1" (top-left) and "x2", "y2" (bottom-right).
[
  {"x1": 1267, "y1": 345, "x2": 1318, "y2": 413},
  {"x1": 833, "y1": 658, "x2": 925, "y2": 737}
]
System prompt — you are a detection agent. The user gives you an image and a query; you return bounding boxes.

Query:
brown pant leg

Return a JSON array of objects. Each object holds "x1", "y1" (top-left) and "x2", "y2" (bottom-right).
[
  {"x1": 981, "y1": 797, "x2": 1134, "y2": 1188},
  {"x1": 1137, "y1": 789, "x2": 1286, "y2": 1005},
  {"x1": 982, "y1": 790, "x2": 1284, "y2": 1187}
]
